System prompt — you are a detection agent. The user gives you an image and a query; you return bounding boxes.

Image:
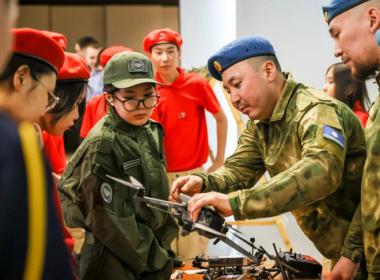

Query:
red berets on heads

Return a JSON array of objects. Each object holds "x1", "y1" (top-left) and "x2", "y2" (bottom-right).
[
  {"x1": 143, "y1": 28, "x2": 183, "y2": 53},
  {"x1": 12, "y1": 28, "x2": 65, "y2": 73},
  {"x1": 58, "y1": 52, "x2": 90, "y2": 81},
  {"x1": 99, "y1": 45, "x2": 133, "y2": 67},
  {"x1": 42, "y1": 30, "x2": 67, "y2": 50}
]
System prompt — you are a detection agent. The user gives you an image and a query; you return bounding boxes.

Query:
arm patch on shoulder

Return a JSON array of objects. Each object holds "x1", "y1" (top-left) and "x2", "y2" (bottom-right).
[{"x1": 323, "y1": 125, "x2": 345, "y2": 149}]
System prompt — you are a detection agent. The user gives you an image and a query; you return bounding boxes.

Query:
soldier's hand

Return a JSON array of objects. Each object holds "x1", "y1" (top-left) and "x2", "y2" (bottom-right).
[
  {"x1": 330, "y1": 256, "x2": 358, "y2": 280},
  {"x1": 169, "y1": 175, "x2": 203, "y2": 202},
  {"x1": 188, "y1": 191, "x2": 233, "y2": 222}
]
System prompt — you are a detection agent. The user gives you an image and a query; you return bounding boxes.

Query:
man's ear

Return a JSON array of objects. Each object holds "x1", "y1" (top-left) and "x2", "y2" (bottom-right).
[
  {"x1": 368, "y1": 7, "x2": 380, "y2": 33},
  {"x1": 263, "y1": 61, "x2": 276, "y2": 82},
  {"x1": 12, "y1": 65, "x2": 31, "y2": 91}
]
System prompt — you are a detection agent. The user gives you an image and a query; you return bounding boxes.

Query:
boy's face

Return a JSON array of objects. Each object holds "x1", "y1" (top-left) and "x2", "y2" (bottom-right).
[
  {"x1": 149, "y1": 43, "x2": 180, "y2": 75},
  {"x1": 107, "y1": 83, "x2": 158, "y2": 126},
  {"x1": 85, "y1": 46, "x2": 100, "y2": 71}
]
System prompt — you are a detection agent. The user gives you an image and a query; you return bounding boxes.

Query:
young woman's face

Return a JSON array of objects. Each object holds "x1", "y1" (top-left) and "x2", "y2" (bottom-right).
[
  {"x1": 10, "y1": 69, "x2": 57, "y2": 122},
  {"x1": 323, "y1": 67, "x2": 336, "y2": 98},
  {"x1": 107, "y1": 83, "x2": 158, "y2": 126},
  {"x1": 40, "y1": 89, "x2": 85, "y2": 136}
]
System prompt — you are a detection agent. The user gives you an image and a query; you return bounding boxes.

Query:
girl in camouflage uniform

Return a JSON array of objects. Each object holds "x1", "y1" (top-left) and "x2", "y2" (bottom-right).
[{"x1": 59, "y1": 51, "x2": 178, "y2": 280}]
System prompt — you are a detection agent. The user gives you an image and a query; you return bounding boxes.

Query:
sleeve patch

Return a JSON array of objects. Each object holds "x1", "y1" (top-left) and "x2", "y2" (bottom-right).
[{"x1": 323, "y1": 125, "x2": 345, "y2": 148}]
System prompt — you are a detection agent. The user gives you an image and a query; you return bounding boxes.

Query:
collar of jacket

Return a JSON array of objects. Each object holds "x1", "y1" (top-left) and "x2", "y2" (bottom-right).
[
  {"x1": 266, "y1": 72, "x2": 298, "y2": 123},
  {"x1": 105, "y1": 107, "x2": 150, "y2": 138}
]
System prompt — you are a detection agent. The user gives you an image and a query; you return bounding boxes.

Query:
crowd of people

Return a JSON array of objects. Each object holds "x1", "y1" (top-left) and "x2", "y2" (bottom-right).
[{"x1": 1, "y1": 0, "x2": 380, "y2": 279}]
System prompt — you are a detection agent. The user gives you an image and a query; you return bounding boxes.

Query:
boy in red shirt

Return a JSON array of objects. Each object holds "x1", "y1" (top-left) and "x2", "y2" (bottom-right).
[{"x1": 143, "y1": 28, "x2": 228, "y2": 262}]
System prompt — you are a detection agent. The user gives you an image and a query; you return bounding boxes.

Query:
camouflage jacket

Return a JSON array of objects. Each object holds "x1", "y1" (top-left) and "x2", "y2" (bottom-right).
[
  {"x1": 196, "y1": 74, "x2": 366, "y2": 260},
  {"x1": 345, "y1": 76, "x2": 380, "y2": 276},
  {"x1": 58, "y1": 108, "x2": 178, "y2": 280}
]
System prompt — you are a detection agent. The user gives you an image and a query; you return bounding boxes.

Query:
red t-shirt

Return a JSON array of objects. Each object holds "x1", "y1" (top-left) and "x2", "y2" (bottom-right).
[
  {"x1": 352, "y1": 100, "x2": 369, "y2": 127},
  {"x1": 80, "y1": 93, "x2": 108, "y2": 138},
  {"x1": 42, "y1": 132, "x2": 66, "y2": 175},
  {"x1": 151, "y1": 68, "x2": 221, "y2": 172},
  {"x1": 42, "y1": 132, "x2": 74, "y2": 252}
]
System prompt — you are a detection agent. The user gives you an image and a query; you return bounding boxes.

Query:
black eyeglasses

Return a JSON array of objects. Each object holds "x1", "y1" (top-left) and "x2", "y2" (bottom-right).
[
  {"x1": 31, "y1": 74, "x2": 60, "y2": 112},
  {"x1": 113, "y1": 94, "x2": 160, "y2": 112}
]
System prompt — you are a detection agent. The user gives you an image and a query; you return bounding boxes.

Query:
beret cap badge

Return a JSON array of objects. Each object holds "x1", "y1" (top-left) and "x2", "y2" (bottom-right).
[
  {"x1": 213, "y1": 60, "x2": 222, "y2": 73},
  {"x1": 128, "y1": 59, "x2": 148, "y2": 73},
  {"x1": 324, "y1": 11, "x2": 329, "y2": 23}
]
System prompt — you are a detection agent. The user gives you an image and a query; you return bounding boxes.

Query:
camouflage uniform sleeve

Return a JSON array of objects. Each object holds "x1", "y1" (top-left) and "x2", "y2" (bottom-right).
[
  {"x1": 196, "y1": 121, "x2": 266, "y2": 194},
  {"x1": 341, "y1": 204, "x2": 364, "y2": 263},
  {"x1": 59, "y1": 146, "x2": 170, "y2": 274},
  {"x1": 227, "y1": 104, "x2": 346, "y2": 220}
]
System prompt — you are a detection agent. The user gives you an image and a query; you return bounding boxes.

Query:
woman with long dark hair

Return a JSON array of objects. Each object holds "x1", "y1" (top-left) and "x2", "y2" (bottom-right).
[
  {"x1": 323, "y1": 62, "x2": 370, "y2": 127},
  {"x1": 39, "y1": 52, "x2": 90, "y2": 175}
]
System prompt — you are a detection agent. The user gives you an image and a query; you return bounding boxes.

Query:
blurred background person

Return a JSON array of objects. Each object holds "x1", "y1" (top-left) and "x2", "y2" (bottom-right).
[
  {"x1": 323, "y1": 62, "x2": 370, "y2": 127},
  {"x1": 73, "y1": 35, "x2": 103, "y2": 101},
  {"x1": 74, "y1": 35, "x2": 98, "y2": 59},
  {"x1": 80, "y1": 45, "x2": 132, "y2": 139}
]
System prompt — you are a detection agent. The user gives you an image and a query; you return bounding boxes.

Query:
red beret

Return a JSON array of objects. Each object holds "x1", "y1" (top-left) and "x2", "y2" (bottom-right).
[
  {"x1": 143, "y1": 28, "x2": 183, "y2": 53},
  {"x1": 58, "y1": 52, "x2": 90, "y2": 81},
  {"x1": 42, "y1": 30, "x2": 67, "y2": 50},
  {"x1": 99, "y1": 45, "x2": 133, "y2": 67},
  {"x1": 12, "y1": 28, "x2": 65, "y2": 73}
]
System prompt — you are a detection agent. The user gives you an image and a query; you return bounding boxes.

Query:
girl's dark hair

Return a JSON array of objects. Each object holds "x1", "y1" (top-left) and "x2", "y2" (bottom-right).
[
  {"x1": 327, "y1": 62, "x2": 370, "y2": 109},
  {"x1": 103, "y1": 83, "x2": 117, "y2": 94},
  {"x1": 48, "y1": 81, "x2": 87, "y2": 125},
  {"x1": 0, "y1": 53, "x2": 56, "y2": 88}
]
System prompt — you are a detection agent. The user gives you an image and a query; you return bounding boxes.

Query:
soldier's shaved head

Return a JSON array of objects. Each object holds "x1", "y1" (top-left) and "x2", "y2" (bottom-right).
[
  {"x1": 349, "y1": 0, "x2": 380, "y2": 21},
  {"x1": 247, "y1": 56, "x2": 282, "y2": 73}
]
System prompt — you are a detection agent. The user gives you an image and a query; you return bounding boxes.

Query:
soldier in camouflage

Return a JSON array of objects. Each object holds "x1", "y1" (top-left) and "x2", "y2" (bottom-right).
[
  {"x1": 322, "y1": 0, "x2": 380, "y2": 279},
  {"x1": 170, "y1": 36, "x2": 366, "y2": 271},
  {"x1": 59, "y1": 51, "x2": 178, "y2": 280}
]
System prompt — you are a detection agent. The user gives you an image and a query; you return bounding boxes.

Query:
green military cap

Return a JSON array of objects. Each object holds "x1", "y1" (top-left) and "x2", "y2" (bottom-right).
[{"x1": 103, "y1": 51, "x2": 161, "y2": 88}]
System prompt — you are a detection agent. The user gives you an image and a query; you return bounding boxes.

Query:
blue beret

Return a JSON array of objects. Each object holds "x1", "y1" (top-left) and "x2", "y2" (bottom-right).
[
  {"x1": 322, "y1": 0, "x2": 369, "y2": 24},
  {"x1": 207, "y1": 36, "x2": 276, "y2": 81}
]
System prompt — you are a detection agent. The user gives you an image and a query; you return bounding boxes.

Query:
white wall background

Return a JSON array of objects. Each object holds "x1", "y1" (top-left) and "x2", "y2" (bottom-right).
[{"x1": 179, "y1": 0, "x2": 236, "y2": 70}]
